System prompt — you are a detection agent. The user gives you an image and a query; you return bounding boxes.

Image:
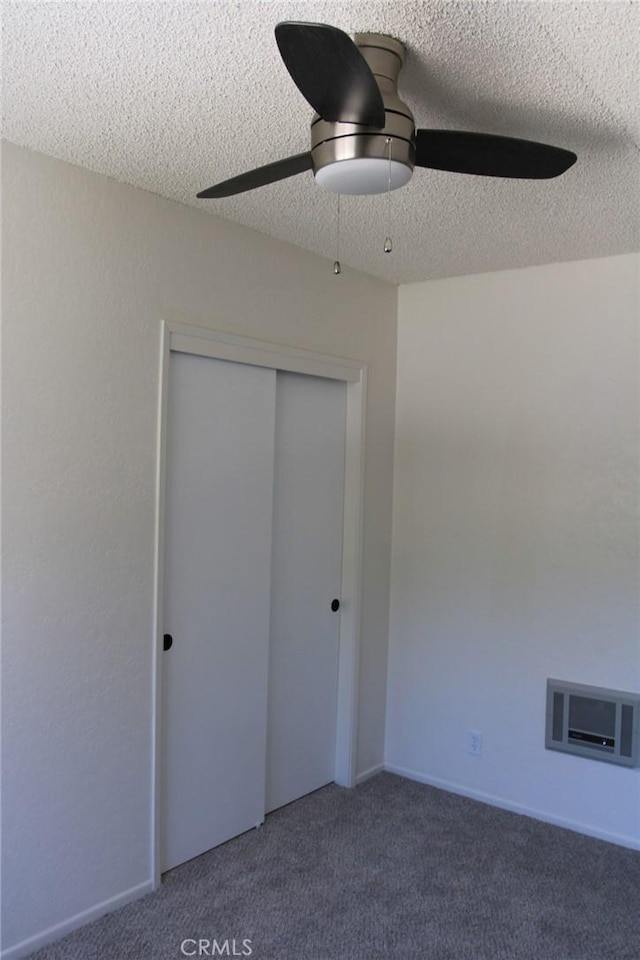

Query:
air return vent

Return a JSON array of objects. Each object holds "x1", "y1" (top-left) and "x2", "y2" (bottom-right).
[{"x1": 546, "y1": 679, "x2": 640, "y2": 767}]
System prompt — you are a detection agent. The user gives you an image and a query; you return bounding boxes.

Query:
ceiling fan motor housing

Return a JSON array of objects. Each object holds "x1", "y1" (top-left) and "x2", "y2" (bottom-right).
[{"x1": 311, "y1": 34, "x2": 416, "y2": 194}]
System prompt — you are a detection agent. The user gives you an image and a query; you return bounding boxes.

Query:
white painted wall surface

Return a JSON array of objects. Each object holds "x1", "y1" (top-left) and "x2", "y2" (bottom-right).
[
  {"x1": 1, "y1": 143, "x2": 397, "y2": 955},
  {"x1": 387, "y1": 254, "x2": 640, "y2": 848}
]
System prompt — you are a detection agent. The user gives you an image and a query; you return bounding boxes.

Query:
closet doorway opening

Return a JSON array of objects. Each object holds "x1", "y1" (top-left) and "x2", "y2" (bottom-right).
[{"x1": 151, "y1": 322, "x2": 367, "y2": 885}]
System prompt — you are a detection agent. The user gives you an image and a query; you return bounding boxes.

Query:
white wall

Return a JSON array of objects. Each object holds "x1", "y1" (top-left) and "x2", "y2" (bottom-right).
[
  {"x1": 1, "y1": 143, "x2": 397, "y2": 955},
  {"x1": 387, "y1": 253, "x2": 640, "y2": 848}
]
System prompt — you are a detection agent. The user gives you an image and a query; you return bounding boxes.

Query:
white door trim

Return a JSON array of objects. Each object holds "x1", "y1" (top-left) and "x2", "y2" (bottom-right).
[{"x1": 151, "y1": 321, "x2": 367, "y2": 888}]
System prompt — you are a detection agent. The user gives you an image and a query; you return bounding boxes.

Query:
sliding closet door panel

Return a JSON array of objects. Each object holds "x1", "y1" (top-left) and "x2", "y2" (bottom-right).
[
  {"x1": 266, "y1": 372, "x2": 347, "y2": 813},
  {"x1": 161, "y1": 352, "x2": 276, "y2": 872}
]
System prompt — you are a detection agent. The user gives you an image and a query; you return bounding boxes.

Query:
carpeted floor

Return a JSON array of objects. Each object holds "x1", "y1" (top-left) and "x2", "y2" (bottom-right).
[{"x1": 28, "y1": 772, "x2": 640, "y2": 960}]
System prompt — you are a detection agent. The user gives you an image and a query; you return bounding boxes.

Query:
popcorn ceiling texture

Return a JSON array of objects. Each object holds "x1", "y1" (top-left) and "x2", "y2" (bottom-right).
[{"x1": 3, "y1": 0, "x2": 639, "y2": 284}]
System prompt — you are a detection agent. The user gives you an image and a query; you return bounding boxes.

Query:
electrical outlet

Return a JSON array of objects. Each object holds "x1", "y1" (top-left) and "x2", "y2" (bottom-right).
[{"x1": 467, "y1": 730, "x2": 483, "y2": 757}]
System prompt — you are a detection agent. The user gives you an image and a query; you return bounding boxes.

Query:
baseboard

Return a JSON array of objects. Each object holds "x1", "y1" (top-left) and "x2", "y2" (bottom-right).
[
  {"x1": 384, "y1": 763, "x2": 640, "y2": 851},
  {"x1": 355, "y1": 762, "x2": 384, "y2": 785},
  {"x1": 1, "y1": 879, "x2": 154, "y2": 960}
]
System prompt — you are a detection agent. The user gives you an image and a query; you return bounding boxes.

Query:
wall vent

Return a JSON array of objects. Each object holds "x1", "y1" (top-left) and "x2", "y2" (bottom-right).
[{"x1": 545, "y1": 679, "x2": 640, "y2": 767}]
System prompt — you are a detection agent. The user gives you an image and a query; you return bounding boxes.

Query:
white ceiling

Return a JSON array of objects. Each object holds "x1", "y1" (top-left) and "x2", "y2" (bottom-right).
[{"x1": 3, "y1": 1, "x2": 639, "y2": 284}]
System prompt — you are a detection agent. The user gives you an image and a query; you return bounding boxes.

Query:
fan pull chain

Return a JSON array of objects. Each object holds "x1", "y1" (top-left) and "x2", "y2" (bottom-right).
[
  {"x1": 384, "y1": 138, "x2": 393, "y2": 254},
  {"x1": 333, "y1": 194, "x2": 342, "y2": 275}
]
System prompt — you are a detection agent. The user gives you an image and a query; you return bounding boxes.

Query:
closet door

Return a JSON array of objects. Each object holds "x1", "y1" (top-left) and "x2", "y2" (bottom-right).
[
  {"x1": 266, "y1": 372, "x2": 347, "y2": 813},
  {"x1": 161, "y1": 352, "x2": 276, "y2": 873}
]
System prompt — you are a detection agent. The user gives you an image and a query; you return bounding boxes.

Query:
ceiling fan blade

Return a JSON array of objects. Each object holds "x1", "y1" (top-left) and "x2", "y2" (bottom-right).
[
  {"x1": 275, "y1": 22, "x2": 385, "y2": 128},
  {"x1": 415, "y1": 130, "x2": 577, "y2": 179},
  {"x1": 197, "y1": 152, "x2": 313, "y2": 199}
]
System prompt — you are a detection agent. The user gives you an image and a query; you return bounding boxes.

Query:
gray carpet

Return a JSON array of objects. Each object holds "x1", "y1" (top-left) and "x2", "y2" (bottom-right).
[{"x1": 28, "y1": 773, "x2": 640, "y2": 960}]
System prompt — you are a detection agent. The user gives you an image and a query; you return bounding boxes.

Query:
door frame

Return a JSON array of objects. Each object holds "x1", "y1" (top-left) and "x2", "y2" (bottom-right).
[{"x1": 151, "y1": 320, "x2": 367, "y2": 888}]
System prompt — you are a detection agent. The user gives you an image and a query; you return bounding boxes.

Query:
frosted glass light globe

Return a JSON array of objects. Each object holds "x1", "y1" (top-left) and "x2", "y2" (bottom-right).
[{"x1": 315, "y1": 157, "x2": 412, "y2": 195}]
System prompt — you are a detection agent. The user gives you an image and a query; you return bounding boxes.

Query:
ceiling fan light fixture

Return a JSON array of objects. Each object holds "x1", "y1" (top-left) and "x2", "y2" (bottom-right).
[
  {"x1": 314, "y1": 157, "x2": 412, "y2": 195},
  {"x1": 197, "y1": 24, "x2": 577, "y2": 203}
]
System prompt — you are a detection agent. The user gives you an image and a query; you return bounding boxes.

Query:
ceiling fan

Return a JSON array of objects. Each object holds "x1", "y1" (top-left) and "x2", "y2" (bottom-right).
[{"x1": 197, "y1": 22, "x2": 577, "y2": 200}]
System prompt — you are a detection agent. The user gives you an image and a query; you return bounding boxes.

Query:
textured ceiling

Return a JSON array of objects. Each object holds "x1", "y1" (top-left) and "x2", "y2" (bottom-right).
[{"x1": 3, "y1": 1, "x2": 639, "y2": 284}]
